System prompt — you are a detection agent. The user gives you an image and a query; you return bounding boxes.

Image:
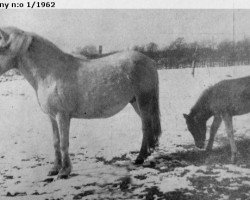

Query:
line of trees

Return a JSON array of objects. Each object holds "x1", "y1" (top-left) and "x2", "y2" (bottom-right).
[
  {"x1": 133, "y1": 37, "x2": 250, "y2": 69},
  {"x1": 74, "y1": 37, "x2": 250, "y2": 69}
]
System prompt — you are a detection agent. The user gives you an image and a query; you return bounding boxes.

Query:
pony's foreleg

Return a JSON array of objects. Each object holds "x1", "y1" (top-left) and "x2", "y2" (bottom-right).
[
  {"x1": 56, "y1": 112, "x2": 72, "y2": 179},
  {"x1": 222, "y1": 113, "x2": 237, "y2": 163},
  {"x1": 206, "y1": 115, "x2": 222, "y2": 152},
  {"x1": 48, "y1": 116, "x2": 62, "y2": 176}
]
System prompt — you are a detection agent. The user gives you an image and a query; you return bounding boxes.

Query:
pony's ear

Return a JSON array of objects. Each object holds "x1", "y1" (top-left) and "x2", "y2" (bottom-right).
[
  {"x1": 0, "y1": 29, "x2": 10, "y2": 48},
  {"x1": 183, "y1": 113, "x2": 189, "y2": 120}
]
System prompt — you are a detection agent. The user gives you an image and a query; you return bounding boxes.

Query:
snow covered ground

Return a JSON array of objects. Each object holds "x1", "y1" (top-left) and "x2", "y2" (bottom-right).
[{"x1": 1, "y1": 66, "x2": 250, "y2": 199}]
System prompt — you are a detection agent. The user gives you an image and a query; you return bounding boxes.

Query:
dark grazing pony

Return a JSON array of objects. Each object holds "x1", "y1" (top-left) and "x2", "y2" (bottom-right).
[
  {"x1": 0, "y1": 27, "x2": 161, "y2": 178},
  {"x1": 184, "y1": 76, "x2": 250, "y2": 163}
]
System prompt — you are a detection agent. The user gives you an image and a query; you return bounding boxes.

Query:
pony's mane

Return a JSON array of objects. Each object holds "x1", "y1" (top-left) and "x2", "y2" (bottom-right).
[
  {"x1": 190, "y1": 86, "x2": 212, "y2": 117},
  {"x1": 2, "y1": 26, "x2": 24, "y2": 35},
  {"x1": 2, "y1": 27, "x2": 120, "y2": 61},
  {"x1": 28, "y1": 32, "x2": 65, "y2": 55},
  {"x1": 2, "y1": 26, "x2": 64, "y2": 55}
]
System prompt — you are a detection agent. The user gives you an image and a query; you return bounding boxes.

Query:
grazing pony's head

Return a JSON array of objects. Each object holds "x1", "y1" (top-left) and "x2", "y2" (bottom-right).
[
  {"x1": 0, "y1": 27, "x2": 32, "y2": 75},
  {"x1": 183, "y1": 113, "x2": 207, "y2": 149}
]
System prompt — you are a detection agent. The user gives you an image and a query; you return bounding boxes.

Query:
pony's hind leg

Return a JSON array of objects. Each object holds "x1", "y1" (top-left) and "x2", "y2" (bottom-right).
[
  {"x1": 222, "y1": 113, "x2": 237, "y2": 163},
  {"x1": 48, "y1": 116, "x2": 62, "y2": 176},
  {"x1": 135, "y1": 91, "x2": 161, "y2": 164},
  {"x1": 206, "y1": 115, "x2": 222, "y2": 152}
]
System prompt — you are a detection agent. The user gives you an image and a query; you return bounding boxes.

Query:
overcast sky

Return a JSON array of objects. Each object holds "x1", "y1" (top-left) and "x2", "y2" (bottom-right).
[{"x1": 1, "y1": 10, "x2": 250, "y2": 53}]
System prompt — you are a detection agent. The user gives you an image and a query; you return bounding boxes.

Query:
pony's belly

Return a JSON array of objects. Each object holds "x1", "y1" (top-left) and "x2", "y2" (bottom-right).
[
  {"x1": 72, "y1": 101, "x2": 129, "y2": 119},
  {"x1": 73, "y1": 79, "x2": 134, "y2": 119},
  {"x1": 232, "y1": 105, "x2": 250, "y2": 116}
]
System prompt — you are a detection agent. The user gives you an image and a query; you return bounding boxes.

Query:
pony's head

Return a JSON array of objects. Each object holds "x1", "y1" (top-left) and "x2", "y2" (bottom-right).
[
  {"x1": 0, "y1": 27, "x2": 32, "y2": 75},
  {"x1": 183, "y1": 113, "x2": 206, "y2": 148}
]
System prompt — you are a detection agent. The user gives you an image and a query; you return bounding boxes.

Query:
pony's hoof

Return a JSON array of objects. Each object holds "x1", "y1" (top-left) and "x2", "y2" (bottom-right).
[
  {"x1": 57, "y1": 167, "x2": 71, "y2": 179},
  {"x1": 48, "y1": 170, "x2": 59, "y2": 176},
  {"x1": 48, "y1": 166, "x2": 61, "y2": 176},
  {"x1": 134, "y1": 157, "x2": 144, "y2": 165},
  {"x1": 57, "y1": 174, "x2": 69, "y2": 179}
]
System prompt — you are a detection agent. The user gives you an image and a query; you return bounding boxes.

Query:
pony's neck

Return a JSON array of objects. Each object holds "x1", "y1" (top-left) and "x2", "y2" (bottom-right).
[
  {"x1": 190, "y1": 105, "x2": 212, "y2": 123},
  {"x1": 14, "y1": 54, "x2": 36, "y2": 90},
  {"x1": 190, "y1": 87, "x2": 213, "y2": 123},
  {"x1": 16, "y1": 36, "x2": 74, "y2": 90}
]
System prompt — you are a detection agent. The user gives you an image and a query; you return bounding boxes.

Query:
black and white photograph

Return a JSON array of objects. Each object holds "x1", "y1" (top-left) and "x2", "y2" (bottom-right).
[{"x1": 1, "y1": 1, "x2": 250, "y2": 199}]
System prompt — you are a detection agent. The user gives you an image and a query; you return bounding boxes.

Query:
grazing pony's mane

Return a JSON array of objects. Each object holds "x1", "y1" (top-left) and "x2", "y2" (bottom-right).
[{"x1": 190, "y1": 86, "x2": 213, "y2": 120}]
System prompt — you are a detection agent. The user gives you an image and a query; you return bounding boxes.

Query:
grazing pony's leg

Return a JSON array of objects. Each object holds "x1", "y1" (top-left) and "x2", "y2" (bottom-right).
[
  {"x1": 48, "y1": 116, "x2": 62, "y2": 176},
  {"x1": 56, "y1": 112, "x2": 72, "y2": 179},
  {"x1": 134, "y1": 91, "x2": 161, "y2": 164},
  {"x1": 222, "y1": 113, "x2": 237, "y2": 163},
  {"x1": 206, "y1": 115, "x2": 222, "y2": 151}
]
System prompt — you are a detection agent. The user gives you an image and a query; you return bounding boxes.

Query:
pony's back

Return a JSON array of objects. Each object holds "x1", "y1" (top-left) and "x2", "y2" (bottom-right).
[{"x1": 196, "y1": 76, "x2": 250, "y2": 116}]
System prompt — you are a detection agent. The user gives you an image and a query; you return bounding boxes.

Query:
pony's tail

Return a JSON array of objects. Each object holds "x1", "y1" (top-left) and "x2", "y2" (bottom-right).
[{"x1": 148, "y1": 85, "x2": 162, "y2": 149}]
